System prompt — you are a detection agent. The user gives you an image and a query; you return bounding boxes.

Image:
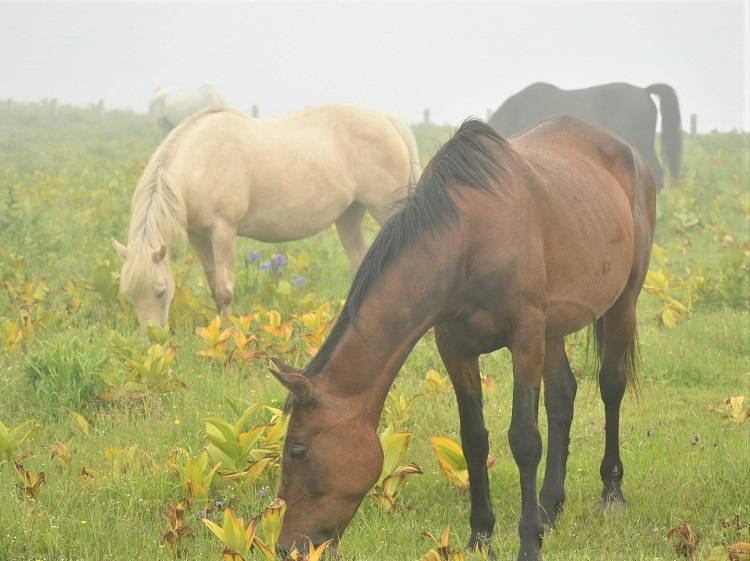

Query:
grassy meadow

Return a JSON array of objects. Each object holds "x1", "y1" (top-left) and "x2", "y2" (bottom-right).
[{"x1": 0, "y1": 102, "x2": 748, "y2": 561}]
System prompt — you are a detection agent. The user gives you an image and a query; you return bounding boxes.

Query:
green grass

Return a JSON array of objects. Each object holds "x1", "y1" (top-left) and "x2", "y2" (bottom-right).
[{"x1": 0, "y1": 103, "x2": 748, "y2": 561}]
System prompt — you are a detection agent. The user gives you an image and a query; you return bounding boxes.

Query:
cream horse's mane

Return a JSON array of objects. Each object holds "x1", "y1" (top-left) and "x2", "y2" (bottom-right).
[{"x1": 120, "y1": 107, "x2": 231, "y2": 293}]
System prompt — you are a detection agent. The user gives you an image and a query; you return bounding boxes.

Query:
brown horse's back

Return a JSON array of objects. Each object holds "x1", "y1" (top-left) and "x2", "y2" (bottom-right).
[{"x1": 444, "y1": 116, "x2": 656, "y2": 345}]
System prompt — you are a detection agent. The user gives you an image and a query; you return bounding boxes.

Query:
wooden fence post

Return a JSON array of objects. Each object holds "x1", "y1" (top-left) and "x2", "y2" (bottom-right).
[
  {"x1": 690, "y1": 114, "x2": 697, "y2": 136},
  {"x1": 423, "y1": 108, "x2": 430, "y2": 125}
]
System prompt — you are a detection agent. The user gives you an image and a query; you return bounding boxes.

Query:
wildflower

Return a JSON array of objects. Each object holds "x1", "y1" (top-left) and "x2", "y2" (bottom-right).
[
  {"x1": 244, "y1": 250, "x2": 262, "y2": 267},
  {"x1": 271, "y1": 253, "x2": 288, "y2": 275},
  {"x1": 259, "y1": 262, "x2": 272, "y2": 272},
  {"x1": 292, "y1": 276, "x2": 307, "y2": 287}
]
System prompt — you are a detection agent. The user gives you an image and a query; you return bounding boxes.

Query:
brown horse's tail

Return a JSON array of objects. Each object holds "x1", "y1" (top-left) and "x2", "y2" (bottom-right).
[
  {"x1": 591, "y1": 317, "x2": 642, "y2": 396},
  {"x1": 646, "y1": 84, "x2": 682, "y2": 181}
]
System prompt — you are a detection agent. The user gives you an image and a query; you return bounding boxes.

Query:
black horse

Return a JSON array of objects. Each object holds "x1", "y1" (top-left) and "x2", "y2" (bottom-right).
[{"x1": 488, "y1": 82, "x2": 682, "y2": 189}]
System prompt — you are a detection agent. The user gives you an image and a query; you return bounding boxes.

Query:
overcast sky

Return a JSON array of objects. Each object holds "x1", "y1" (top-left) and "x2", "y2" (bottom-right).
[{"x1": 1, "y1": 1, "x2": 748, "y2": 132}]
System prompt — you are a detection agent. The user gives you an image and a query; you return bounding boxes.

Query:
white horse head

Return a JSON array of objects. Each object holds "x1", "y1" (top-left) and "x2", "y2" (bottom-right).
[{"x1": 114, "y1": 240, "x2": 175, "y2": 329}]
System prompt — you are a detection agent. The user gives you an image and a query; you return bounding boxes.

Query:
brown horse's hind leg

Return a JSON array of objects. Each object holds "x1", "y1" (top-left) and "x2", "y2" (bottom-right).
[
  {"x1": 435, "y1": 328, "x2": 496, "y2": 558},
  {"x1": 597, "y1": 298, "x2": 639, "y2": 512},
  {"x1": 334, "y1": 202, "x2": 368, "y2": 275},
  {"x1": 539, "y1": 336, "x2": 577, "y2": 531}
]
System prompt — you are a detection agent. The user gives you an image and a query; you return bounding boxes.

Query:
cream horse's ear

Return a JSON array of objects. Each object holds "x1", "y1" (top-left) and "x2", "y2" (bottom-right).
[
  {"x1": 112, "y1": 238, "x2": 128, "y2": 260},
  {"x1": 152, "y1": 245, "x2": 167, "y2": 262}
]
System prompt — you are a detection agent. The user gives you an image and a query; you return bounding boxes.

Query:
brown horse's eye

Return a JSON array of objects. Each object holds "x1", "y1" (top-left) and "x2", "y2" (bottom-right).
[{"x1": 288, "y1": 444, "x2": 308, "y2": 461}]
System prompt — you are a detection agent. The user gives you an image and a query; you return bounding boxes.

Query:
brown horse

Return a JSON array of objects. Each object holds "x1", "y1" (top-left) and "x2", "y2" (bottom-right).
[{"x1": 271, "y1": 116, "x2": 656, "y2": 560}]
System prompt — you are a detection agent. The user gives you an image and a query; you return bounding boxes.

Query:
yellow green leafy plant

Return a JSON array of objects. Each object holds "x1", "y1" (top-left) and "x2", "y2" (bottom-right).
[
  {"x1": 204, "y1": 404, "x2": 279, "y2": 484},
  {"x1": 428, "y1": 436, "x2": 498, "y2": 492},
  {"x1": 371, "y1": 424, "x2": 422, "y2": 510},
  {"x1": 417, "y1": 528, "x2": 466, "y2": 561},
  {"x1": 202, "y1": 506, "x2": 275, "y2": 561},
  {"x1": 0, "y1": 418, "x2": 38, "y2": 462}
]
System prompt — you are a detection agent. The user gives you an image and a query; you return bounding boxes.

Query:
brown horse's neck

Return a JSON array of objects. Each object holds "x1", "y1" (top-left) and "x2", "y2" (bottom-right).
[{"x1": 319, "y1": 252, "x2": 451, "y2": 427}]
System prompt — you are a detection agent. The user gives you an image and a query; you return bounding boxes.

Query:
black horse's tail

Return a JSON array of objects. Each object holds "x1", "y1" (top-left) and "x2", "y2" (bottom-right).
[
  {"x1": 591, "y1": 317, "x2": 642, "y2": 395},
  {"x1": 646, "y1": 84, "x2": 682, "y2": 181}
]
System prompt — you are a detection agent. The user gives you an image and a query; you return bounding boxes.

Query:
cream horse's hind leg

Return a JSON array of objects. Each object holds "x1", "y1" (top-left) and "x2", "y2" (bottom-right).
[
  {"x1": 208, "y1": 223, "x2": 237, "y2": 316},
  {"x1": 334, "y1": 202, "x2": 368, "y2": 275}
]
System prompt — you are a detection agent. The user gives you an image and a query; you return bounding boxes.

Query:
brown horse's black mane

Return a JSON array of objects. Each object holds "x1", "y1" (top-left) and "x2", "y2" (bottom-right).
[{"x1": 302, "y1": 119, "x2": 510, "y2": 381}]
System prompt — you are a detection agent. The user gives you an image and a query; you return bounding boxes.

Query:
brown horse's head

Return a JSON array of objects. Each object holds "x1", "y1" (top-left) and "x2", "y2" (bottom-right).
[
  {"x1": 270, "y1": 359, "x2": 384, "y2": 553},
  {"x1": 113, "y1": 239, "x2": 175, "y2": 329}
]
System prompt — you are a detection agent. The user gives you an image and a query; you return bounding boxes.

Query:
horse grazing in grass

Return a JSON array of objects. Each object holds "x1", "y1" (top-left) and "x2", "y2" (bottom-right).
[
  {"x1": 114, "y1": 105, "x2": 421, "y2": 329},
  {"x1": 270, "y1": 116, "x2": 656, "y2": 560},
  {"x1": 149, "y1": 85, "x2": 228, "y2": 139},
  {"x1": 488, "y1": 82, "x2": 681, "y2": 190}
]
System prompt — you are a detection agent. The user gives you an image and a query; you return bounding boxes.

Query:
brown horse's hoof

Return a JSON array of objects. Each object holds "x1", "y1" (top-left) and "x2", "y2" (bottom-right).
[{"x1": 467, "y1": 532, "x2": 496, "y2": 560}]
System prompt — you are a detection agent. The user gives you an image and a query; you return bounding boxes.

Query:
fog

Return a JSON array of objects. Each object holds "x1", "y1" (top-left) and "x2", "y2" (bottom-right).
[{"x1": 1, "y1": 0, "x2": 748, "y2": 132}]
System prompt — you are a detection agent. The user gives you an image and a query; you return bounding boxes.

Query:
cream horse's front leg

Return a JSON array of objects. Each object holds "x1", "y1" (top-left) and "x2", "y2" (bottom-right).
[
  {"x1": 188, "y1": 232, "x2": 217, "y2": 299},
  {"x1": 209, "y1": 224, "x2": 237, "y2": 316}
]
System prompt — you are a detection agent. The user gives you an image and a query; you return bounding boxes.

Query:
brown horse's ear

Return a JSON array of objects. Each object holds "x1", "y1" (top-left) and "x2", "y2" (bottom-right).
[
  {"x1": 269, "y1": 357, "x2": 313, "y2": 404},
  {"x1": 113, "y1": 238, "x2": 128, "y2": 260},
  {"x1": 152, "y1": 245, "x2": 167, "y2": 262}
]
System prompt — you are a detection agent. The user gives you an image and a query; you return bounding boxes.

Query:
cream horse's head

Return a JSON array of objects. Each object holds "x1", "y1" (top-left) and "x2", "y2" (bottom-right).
[{"x1": 113, "y1": 239, "x2": 175, "y2": 329}]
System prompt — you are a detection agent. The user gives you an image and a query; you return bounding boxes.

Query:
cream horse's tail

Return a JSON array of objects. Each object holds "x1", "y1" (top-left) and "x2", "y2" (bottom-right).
[{"x1": 386, "y1": 114, "x2": 422, "y2": 193}]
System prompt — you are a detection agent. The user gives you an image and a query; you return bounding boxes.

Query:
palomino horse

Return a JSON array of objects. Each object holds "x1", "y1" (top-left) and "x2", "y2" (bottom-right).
[
  {"x1": 114, "y1": 105, "x2": 421, "y2": 329},
  {"x1": 149, "y1": 85, "x2": 227, "y2": 139},
  {"x1": 488, "y1": 82, "x2": 681, "y2": 190},
  {"x1": 271, "y1": 116, "x2": 656, "y2": 560}
]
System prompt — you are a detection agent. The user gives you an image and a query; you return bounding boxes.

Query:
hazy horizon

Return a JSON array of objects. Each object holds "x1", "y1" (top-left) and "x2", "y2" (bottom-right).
[{"x1": 1, "y1": 0, "x2": 748, "y2": 132}]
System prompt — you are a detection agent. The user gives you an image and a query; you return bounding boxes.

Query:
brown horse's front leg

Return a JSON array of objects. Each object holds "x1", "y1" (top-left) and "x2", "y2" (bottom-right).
[
  {"x1": 435, "y1": 330, "x2": 496, "y2": 559},
  {"x1": 508, "y1": 321, "x2": 545, "y2": 561},
  {"x1": 539, "y1": 337, "x2": 577, "y2": 531}
]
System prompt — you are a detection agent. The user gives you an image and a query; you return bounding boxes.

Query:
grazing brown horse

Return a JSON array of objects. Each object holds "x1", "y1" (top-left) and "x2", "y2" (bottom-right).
[{"x1": 271, "y1": 116, "x2": 656, "y2": 560}]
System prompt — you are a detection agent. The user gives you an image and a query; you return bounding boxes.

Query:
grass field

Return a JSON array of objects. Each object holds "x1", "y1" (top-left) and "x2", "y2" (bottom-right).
[{"x1": 0, "y1": 103, "x2": 748, "y2": 561}]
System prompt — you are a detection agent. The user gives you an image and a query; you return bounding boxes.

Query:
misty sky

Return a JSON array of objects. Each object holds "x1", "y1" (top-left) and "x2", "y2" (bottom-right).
[{"x1": 1, "y1": 1, "x2": 748, "y2": 132}]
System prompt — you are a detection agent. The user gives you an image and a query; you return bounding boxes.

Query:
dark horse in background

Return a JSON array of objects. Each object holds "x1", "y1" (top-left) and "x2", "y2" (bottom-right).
[
  {"x1": 488, "y1": 82, "x2": 682, "y2": 190},
  {"x1": 270, "y1": 117, "x2": 656, "y2": 560}
]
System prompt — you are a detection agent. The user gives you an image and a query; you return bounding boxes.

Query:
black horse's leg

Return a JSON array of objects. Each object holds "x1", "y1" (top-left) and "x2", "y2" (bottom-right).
[
  {"x1": 598, "y1": 303, "x2": 637, "y2": 511},
  {"x1": 435, "y1": 328, "x2": 496, "y2": 558},
  {"x1": 539, "y1": 337, "x2": 577, "y2": 531},
  {"x1": 508, "y1": 315, "x2": 545, "y2": 561}
]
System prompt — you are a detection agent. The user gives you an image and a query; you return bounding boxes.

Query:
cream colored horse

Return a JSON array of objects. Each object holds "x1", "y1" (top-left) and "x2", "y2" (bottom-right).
[{"x1": 114, "y1": 105, "x2": 421, "y2": 328}]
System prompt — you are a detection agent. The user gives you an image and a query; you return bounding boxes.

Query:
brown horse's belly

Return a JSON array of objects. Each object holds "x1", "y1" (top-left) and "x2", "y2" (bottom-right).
[{"x1": 544, "y1": 244, "x2": 633, "y2": 338}]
